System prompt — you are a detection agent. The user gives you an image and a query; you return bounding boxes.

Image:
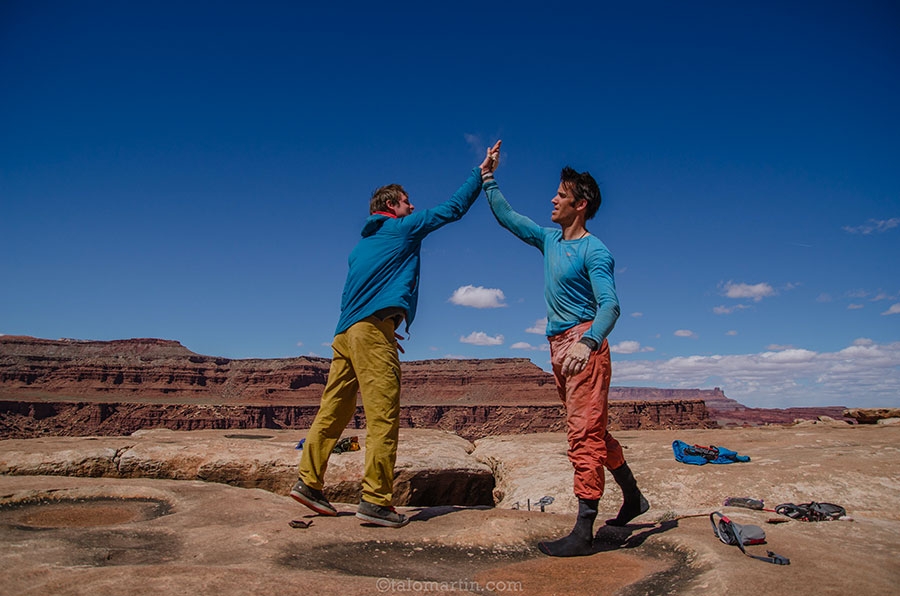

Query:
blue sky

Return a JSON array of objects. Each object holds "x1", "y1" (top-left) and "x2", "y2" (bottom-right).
[{"x1": 2, "y1": 1, "x2": 898, "y2": 408}]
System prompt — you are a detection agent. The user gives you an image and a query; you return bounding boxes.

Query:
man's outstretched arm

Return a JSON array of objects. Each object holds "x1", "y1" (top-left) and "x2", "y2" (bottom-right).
[{"x1": 481, "y1": 143, "x2": 545, "y2": 250}]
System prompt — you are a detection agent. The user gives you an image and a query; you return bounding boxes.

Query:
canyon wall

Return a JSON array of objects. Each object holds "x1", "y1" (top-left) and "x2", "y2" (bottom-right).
[
  {"x1": 0, "y1": 399, "x2": 711, "y2": 441},
  {"x1": 0, "y1": 335, "x2": 846, "y2": 437}
]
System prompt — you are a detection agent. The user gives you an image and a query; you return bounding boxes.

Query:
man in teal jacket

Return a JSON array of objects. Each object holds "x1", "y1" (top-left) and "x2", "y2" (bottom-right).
[
  {"x1": 482, "y1": 144, "x2": 649, "y2": 555},
  {"x1": 291, "y1": 142, "x2": 501, "y2": 528}
]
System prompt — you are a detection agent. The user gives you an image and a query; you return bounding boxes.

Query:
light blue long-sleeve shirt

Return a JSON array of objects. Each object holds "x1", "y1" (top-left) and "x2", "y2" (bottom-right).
[{"x1": 484, "y1": 178, "x2": 620, "y2": 344}]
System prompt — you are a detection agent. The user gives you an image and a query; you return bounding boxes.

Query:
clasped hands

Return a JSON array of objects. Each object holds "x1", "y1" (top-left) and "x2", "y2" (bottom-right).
[{"x1": 480, "y1": 140, "x2": 502, "y2": 177}]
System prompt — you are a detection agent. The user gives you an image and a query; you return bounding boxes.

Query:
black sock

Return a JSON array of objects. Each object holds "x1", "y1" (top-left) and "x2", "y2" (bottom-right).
[
  {"x1": 605, "y1": 463, "x2": 650, "y2": 526},
  {"x1": 539, "y1": 498, "x2": 598, "y2": 557}
]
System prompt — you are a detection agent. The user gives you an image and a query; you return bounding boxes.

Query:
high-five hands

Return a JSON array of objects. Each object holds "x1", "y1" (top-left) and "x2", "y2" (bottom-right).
[
  {"x1": 561, "y1": 341, "x2": 591, "y2": 377},
  {"x1": 480, "y1": 140, "x2": 502, "y2": 177}
]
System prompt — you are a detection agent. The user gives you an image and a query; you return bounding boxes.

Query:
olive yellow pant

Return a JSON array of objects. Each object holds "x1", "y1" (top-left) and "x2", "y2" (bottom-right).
[{"x1": 298, "y1": 316, "x2": 401, "y2": 507}]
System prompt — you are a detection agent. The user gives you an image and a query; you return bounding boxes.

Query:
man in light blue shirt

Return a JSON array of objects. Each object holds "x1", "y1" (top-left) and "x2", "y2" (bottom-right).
[{"x1": 482, "y1": 143, "x2": 649, "y2": 556}]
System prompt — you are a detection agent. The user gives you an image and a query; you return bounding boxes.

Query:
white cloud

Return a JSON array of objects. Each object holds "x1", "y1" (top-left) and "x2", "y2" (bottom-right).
[
  {"x1": 510, "y1": 341, "x2": 550, "y2": 352},
  {"x1": 613, "y1": 340, "x2": 900, "y2": 408},
  {"x1": 721, "y1": 281, "x2": 775, "y2": 302},
  {"x1": 296, "y1": 341, "x2": 304, "y2": 347},
  {"x1": 525, "y1": 318, "x2": 547, "y2": 334},
  {"x1": 610, "y1": 340, "x2": 654, "y2": 354},
  {"x1": 842, "y1": 217, "x2": 900, "y2": 235},
  {"x1": 883, "y1": 303, "x2": 900, "y2": 316},
  {"x1": 674, "y1": 329, "x2": 697, "y2": 338},
  {"x1": 449, "y1": 285, "x2": 507, "y2": 308},
  {"x1": 816, "y1": 293, "x2": 833, "y2": 303},
  {"x1": 631, "y1": 312, "x2": 643, "y2": 318},
  {"x1": 848, "y1": 304, "x2": 864, "y2": 310},
  {"x1": 766, "y1": 344, "x2": 794, "y2": 351},
  {"x1": 460, "y1": 331, "x2": 504, "y2": 346},
  {"x1": 713, "y1": 304, "x2": 750, "y2": 315}
]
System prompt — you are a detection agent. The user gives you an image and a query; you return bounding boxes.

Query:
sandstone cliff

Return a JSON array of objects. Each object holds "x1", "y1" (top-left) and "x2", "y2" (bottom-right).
[{"x1": 0, "y1": 335, "x2": 847, "y2": 438}]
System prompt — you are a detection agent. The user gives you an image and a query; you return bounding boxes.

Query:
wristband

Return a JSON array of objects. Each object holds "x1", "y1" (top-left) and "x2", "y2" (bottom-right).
[{"x1": 578, "y1": 337, "x2": 599, "y2": 351}]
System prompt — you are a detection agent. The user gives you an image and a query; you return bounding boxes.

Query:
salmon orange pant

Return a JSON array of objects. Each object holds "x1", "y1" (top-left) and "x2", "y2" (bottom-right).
[
  {"x1": 549, "y1": 322, "x2": 626, "y2": 501},
  {"x1": 298, "y1": 315, "x2": 401, "y2": 507}
]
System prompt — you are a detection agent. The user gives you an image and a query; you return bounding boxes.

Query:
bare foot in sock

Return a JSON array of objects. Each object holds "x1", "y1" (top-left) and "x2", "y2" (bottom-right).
[
  {"x1": 605, "y1": 493, "x2": 650, "y2": 526},
  {"x1": 538, "y1": 531, "x2": 594, "y2": 557}
]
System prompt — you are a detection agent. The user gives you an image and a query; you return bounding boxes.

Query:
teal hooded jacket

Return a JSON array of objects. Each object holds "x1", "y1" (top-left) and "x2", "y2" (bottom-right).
[{"x1": 334, "y1": 167, "x2": 482, "y2": 336}]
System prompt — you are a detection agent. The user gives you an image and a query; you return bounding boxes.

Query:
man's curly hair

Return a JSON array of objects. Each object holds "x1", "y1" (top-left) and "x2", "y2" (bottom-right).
[{"x1": 560, "y1": 166, "x2": 601, "y2": 220}]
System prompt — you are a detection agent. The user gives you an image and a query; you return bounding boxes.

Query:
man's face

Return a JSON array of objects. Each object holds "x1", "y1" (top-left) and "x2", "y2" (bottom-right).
[
  {"x1": 388, "y1": 194, "x2": 414, "y2": 217},
  {"x1": 550, "y1": 182, "x2": 583, "y2": 225}
]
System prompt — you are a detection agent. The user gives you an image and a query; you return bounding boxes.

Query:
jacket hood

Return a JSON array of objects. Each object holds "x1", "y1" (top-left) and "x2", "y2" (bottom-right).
[{"x1": 361, "y1": 214, "x2": 390, "y2": 237}]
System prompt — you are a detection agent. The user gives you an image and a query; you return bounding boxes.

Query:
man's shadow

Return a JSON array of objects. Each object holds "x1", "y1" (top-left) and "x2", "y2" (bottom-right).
[
  {"x1": 591, "y1": 520, "x2": 678, "y2": 553},
  {"x1": 407, "y1": 505, "x2": 493, "y2": 522}
]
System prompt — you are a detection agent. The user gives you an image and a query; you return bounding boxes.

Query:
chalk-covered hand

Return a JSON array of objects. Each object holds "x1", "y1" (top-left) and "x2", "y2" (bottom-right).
[
  {"x1": 561, "y1": 341, "x2": 591, "y2": 377},
  {"x1": 480, "y1": 139, "x2": 502, "y2": 177}
]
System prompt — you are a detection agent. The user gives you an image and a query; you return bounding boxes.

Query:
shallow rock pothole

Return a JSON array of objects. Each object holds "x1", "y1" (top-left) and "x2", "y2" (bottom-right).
[
  {"x1": 0, "y1": 495, "x2": 182, "y2": 567},
  {"x1": 0, "y1": 496, "x2": 172, "y2": 529},
  {"x1": 278, "y1": 540, "x2": 536, "y2": 582}
]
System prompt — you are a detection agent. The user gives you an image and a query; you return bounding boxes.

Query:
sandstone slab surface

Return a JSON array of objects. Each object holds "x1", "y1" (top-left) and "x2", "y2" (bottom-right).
[
  {"x1": 0, "y1": 428, "x2": 495, "y2": 507},
  {"x1": 1, "y1": 425, "x2": 899, "y2": 595}
]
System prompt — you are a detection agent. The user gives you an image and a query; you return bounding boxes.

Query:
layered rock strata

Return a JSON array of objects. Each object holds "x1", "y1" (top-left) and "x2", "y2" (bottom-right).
[
  {"x1": 0, "y1": 335, "x2": 712, "y2": 406},
  {"x1": 0, "y1": 399, "x2": 711, "y2": 441}
]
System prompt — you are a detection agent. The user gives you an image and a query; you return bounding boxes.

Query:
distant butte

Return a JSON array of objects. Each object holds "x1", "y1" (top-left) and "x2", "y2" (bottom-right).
[{"x1": 0, "y1": 336, "x2": 850, "y2": 439}]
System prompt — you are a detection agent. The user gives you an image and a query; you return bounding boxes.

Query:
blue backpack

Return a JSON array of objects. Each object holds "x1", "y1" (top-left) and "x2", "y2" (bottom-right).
[{"x1": 673, "y1": 440, "x2": 751, "y2": 465}]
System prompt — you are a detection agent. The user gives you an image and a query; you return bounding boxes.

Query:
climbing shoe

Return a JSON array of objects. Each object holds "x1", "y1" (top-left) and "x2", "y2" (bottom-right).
[
  {"x1": 290, "y1": 479, "x2": 337, "y2": 516},
  {"x1": 356, "y1": 500, "x2": 409, "y2": 528}
]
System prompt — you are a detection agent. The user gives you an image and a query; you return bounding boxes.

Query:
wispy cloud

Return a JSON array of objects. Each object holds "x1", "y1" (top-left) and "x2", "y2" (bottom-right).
[
  {"x1": 842, "y1": 218, "x2": 900, "y2": 235},
  {"x1": 848, "y1": 304, "x2": 864, "y2": 310},
  {"x1": 726, "y1": 330, "x2": 738, "y2": 336},
  {"x1": 674, "y1": 329, "x2": 697, "y2": 338},
  {"x1": 721, "y1": 281, "x2": 775, "y2": 302},
  {"x1": 613, "y1": 339, "x2": 900, "y2": 408},
  {"x1": 610, "y1": 340, "x2": 655, "y2": 354},
  {"x1": 525, "y1": 318, "x2": 547, "y2": 334},
  {"x1": 511, "y1": 341, "x2": 549, "y2": 351},
  {"x1": 460, "y1": 331, "x2": 504, "y2": 346},
  {"x1": 883, "y1": 304, "x2": 900, "y2": 316},
  {"x1": 463, "y1": 133, "x2": 484, "y2": 155},
  {"x1": 449, "y1": 285, "x2": 507, "y2": 308},
  {"x1": 713, "y1": 304, "x2": 751, "y2": 315}
]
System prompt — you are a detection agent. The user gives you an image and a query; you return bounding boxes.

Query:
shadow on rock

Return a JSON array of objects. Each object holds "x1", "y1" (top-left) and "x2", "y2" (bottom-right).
[
  {"x1": 406, "y1": 505, "x2": 494, "y2": 523},
  {"x1": 592, "y1": 520, "x2": 678, "y2": 553}
]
